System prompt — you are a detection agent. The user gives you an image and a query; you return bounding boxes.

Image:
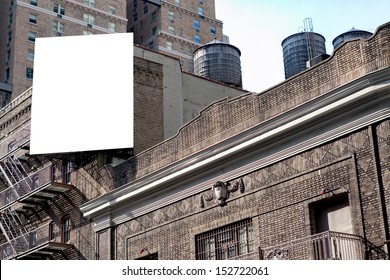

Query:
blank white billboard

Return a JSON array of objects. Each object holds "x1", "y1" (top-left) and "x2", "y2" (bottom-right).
[{"x1": 30, "y1": 33, "x2": 133, "y2": 155}]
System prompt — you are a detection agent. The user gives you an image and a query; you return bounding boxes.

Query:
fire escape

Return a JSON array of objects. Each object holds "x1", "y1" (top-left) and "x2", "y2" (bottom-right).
[{"x1": 0, "y1": 122, "x2": 74, "y2": 259}]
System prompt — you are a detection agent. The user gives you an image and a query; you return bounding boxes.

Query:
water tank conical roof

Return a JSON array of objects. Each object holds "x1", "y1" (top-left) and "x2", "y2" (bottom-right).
[
  {"x1": 332, "y1": 28, "x2": 373, "y2": 50},
  {"x1": 193, "y1": 40, "x2": 242, "y2": 88}
]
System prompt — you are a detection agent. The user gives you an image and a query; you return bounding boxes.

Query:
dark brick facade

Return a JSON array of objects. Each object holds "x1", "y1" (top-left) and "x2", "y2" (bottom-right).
[{"x1": 1, "y1": 22, "x2": 389, "y2": 260}]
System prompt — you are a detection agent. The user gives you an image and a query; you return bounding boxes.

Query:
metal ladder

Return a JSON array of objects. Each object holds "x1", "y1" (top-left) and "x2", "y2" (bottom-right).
[
  {"x1": 0, "y1": 207, "x2": 30, "y2": 258},
  {"x1": 1, "y1": 155, "x2": 32, "y2": 196}
]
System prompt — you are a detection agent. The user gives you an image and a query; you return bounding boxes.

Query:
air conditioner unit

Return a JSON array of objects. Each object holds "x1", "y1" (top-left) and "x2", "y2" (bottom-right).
[
  {"x1": 57, "y1": 14, "x2": 62, "y2": 19},
  {"x1": 87, "y1": 23, "x2": 92, "y2": 28}
]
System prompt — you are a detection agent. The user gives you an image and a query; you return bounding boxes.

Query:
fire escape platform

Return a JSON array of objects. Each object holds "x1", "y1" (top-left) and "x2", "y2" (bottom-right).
[
  {"x1": 18, "y1": 182, "x2": 74, "y2": 207},
  {"x1": 16, "y1": 241, "x2": 74, "y2": 260}
]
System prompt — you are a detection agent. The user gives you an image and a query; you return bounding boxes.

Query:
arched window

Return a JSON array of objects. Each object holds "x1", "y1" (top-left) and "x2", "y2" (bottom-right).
[
  {"x1": 7, "y1": 141, "x2": 16, "y2": 153},
  {"x1": 61, "y1": 215, "x2": 71, "y2": 243}
]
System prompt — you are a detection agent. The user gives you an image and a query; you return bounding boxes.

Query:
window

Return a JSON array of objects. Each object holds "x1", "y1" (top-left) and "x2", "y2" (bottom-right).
[
  {"x1": 53, "y1": 4, "x2": 65, "y2": 15},
  {"x1": 194, "y1": 20, "x2": 200, "y2": 31},
  {"x1": 5, "y1": 190, "x2": 14, "y2": 204},
  {"x1": 53, "y1": 21, "x2": 64, "y2": 33},
  {"x1": 83, "y1": 30, "x2": 93, "y2": 35},
  {"x1": 51, "y1": 165, "x2": 57, "y2": 182},
  {"x1": 210, "y1": 27, "x2": 216, "y2": 36},
  {"x1": 30, "y1": 0, "x2": 37, "y2": 6},
  {"x1": 8, "y1": 141, "x2": 16, "y2": 153},
  {"x1": 8, "y1": 13, "x2": 13, "y2": 25},
  {"x1": 166, "y1": 41, "x2": 172, "y2": 50},
  {"x1": 148, "y1": 41, "x2": 154, "y2": 49},
  {"x1": 198, "y1": 7, "x2": 204, "y2": 16},
  {"x1": 199, "y1": 0, "x2": 203, "y2": 3},
  {"x1": 31, "y1": 174, "x2": 39, "y2": 189},
  {"x1": 61, "y1": 215, "x2": 71, "y2": 243},
  {"x1": 6, "y1": 50, "x2": 11, "y2": 63},
  {"x1": 196, "y1": 219, "x2": 254, "y2": 260},
  {"x1": 2, "y1": 245, "x2": 12, "y2": 259},
  {"x1": 168, "y1": 26, "x2": 175, "y2": 35},
  {"x1": 143, "y1": 4, "x2": 148, "y2": 14},
  {"x1": 7, "y1": 31, "x2": 12, "y2": 44},
  {"x1": 83, "y1": 14, "x2": 94, "y2": 25},
  {"x1": 151, "y1": 11, "x2": 157, "y2": 21},
  {"x1": 187, "y1": 61, "x2": 194, "y2": 72},
  {"x1": 133, "y1": 13, "x2": 137, "y2": 21},
  {"x1": 63, "y1": 162, "x2": 72, "y2": 184},
  {"x1": 27, "y1": 49, "x2": 34, "y2": 61},
  {"x1": 108, "y1": 5, "x2": 116, "y2": 15},
  {"x1": 5, "y1": 68, "x2": 10, "y2": 82},
  {"x1": 108, "y1": 22, "x2": 115, "y2": 32},
  {"x1": 152, "y1": 26, "x2": 157, "y2": 36},
  {"x1": 168, "y1": 11, "x2": 174, "y2": 21},
  {"x1": 26, "y1": 67, "x2": 33, "y2": 79},
  {"x1": 175, "y1": 0, "x2": 180, "y2": 6},
  {"x1": 194, "y1": 35, "x2": 200, "y2": 44},
  {"x1": 30, "y1": 232, "x2": 37, "y2": 246},
  {"x1": 49, "y1": 222, "x2": 56, "y2": 240},
  {"x1": 84, "y1": 0, "x2": 95, "y2": 7}
]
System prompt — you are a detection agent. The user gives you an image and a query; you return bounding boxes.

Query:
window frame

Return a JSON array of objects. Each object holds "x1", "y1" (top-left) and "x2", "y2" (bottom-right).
[
  {"x1": 194, "y1": 34, "x2": 201, "y2": 44},
  {"x1": 29, "y1": 13, "x2": 37, "y2": 24},
  {"x1": 195, "y1": 219, "x2": 254, "y2": 260},
  {"x1": 26, "y1": 67, "x2": 34, "y2": 79},
  {"x1": 194, "y1": 20, "x2": 200, "y2": 31},
  {"x1": 27, "y1": 49, "x2": 34, "y2": 61},
  {"x1": 166, "y1": 41, "x2": 173, "y2": 50},
  {"x1": 52, "y1": 20, "x2": 65, "y2": 33},
  {"x1": 53, "y1": 3, "x2": 65, "y2": 15},
  {"x1": 28, "y1": 31, "x2": 36, "y2": 42},
  {"x1": 61, "y1": 215, "x2": 71, "y2": 243},
  {"x1": 198, "y1": 7, "x2": 204, "y2": 16}
]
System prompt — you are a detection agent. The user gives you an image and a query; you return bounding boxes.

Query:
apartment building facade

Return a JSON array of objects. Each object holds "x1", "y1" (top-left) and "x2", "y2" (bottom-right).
[
  {"x1": 0, "y1": 45, "x2": 244, "y2": 259},
  {"x1": 83, "y1": 22, "x2": 390, "y2": 260},
  {"x1": 1, "y1": 22, "x2": 389, "y2": 260},
  {"x1": 127, "y1": 0, "x2": 223, "y2": 73},
  {"x1": 0, "y1": 0, "x2": 128, "y2": 107}
]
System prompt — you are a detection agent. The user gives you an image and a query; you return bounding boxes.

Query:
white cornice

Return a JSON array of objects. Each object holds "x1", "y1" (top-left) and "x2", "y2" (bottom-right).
[{"x1": 81, "y1": 70, "x2": 390, "y2": 229}]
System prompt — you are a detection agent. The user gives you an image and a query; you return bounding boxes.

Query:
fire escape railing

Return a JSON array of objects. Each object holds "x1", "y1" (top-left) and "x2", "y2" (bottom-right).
[
  {"x1": 261, "y1": 231, "x2": 389, "y2": 260},
  {"x1": 0, "y1": 163, "x2": 57, "y2": 210},
  {"x1": 0, "y1": 221, "x2": 58, "y2": 260},
  {"x1": 0, "y1": 122, "x2": 31, "y2": 161}
]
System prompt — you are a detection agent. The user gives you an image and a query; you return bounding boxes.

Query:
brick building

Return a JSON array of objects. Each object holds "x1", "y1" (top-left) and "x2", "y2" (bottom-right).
[
  {"x1": 1, "y1": 22, "x2": 390, "y2": 260},
  {"x1": 0, "y1": 45, "x2": 244, "y2": 259},
  {"x1": 0, "y1": 0, "x2": 128, "y2": 107},
  {"x1": 128, "y1": 0, "x2": 224, "y2": 73}
]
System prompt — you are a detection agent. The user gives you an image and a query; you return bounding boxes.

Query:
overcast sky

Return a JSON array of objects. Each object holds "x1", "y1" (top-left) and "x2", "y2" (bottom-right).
[{"x1": 214, "y1": 0, "x2": 390, "y2": 93}]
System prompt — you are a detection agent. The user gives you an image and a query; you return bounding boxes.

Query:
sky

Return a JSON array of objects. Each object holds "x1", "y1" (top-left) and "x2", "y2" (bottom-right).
[{"x1": 214, "y1": 0, "x2": 390, "y2": 93}]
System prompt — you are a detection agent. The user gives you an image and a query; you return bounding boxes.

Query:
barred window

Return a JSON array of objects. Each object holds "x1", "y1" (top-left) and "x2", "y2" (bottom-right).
[{"x1": 196, "y1": 219, "x2": 254, "y2": 260}]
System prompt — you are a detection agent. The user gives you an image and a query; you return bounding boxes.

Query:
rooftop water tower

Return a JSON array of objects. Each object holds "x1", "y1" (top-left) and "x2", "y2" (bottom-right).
[
  {"x1": 281, "y1": 18, "x2": 327, "y2": 79},
  {"x1": 193, "y1": 40, "x2": 242, "y2": 88},
  {"x1": 332, "y1": 28, "x2": 373, "y2": 50}
]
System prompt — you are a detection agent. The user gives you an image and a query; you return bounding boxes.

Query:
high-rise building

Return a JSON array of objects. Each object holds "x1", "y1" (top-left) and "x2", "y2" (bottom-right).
[
  {"x1": 0, "y1": 0, "x2": 128, "y2": 108},
  {"x1": 127, "y1": 0, "x2": 223, "y2": 73}
]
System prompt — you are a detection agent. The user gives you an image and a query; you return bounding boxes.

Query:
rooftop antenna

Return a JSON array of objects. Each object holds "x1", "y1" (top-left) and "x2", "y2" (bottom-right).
[{"x1": 303, "y1": 18, "x2": 314, "y2": 60}]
